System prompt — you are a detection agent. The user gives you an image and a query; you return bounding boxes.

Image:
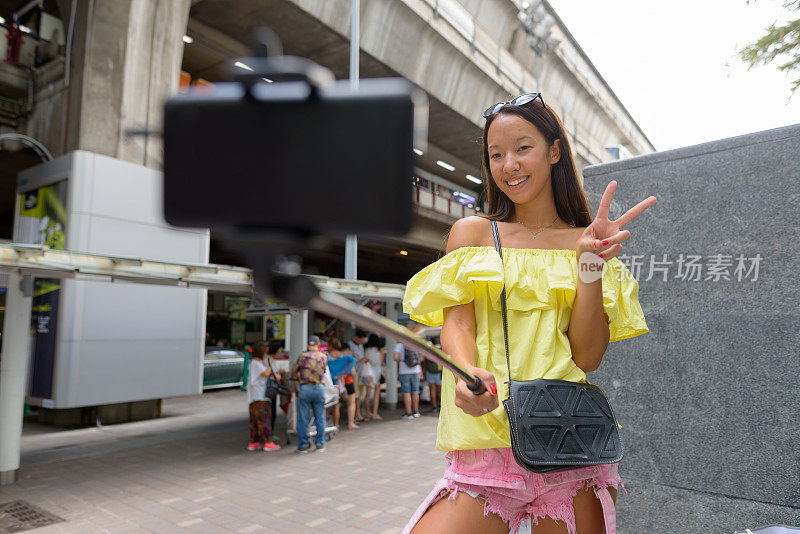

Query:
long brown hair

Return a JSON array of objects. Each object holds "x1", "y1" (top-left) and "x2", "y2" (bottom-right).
[{"x1": 480, "y1": 101, "x2": 592, "y2": 228}]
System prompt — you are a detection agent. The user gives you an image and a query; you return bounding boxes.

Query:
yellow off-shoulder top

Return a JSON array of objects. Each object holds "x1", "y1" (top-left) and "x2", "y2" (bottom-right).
[{"x1": 402, "y1": 246, "x2": 649, "y2": 451}]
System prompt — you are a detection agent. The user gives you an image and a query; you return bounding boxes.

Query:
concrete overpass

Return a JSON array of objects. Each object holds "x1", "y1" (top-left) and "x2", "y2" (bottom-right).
[{"x1": 184, "y1": 0, "x2": 654, "y2": 175}]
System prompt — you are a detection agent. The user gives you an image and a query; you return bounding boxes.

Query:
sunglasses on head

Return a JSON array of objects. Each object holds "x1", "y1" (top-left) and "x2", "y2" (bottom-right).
[{"x1": 482, "y1": 92, "x2": 545, "y2": 118}]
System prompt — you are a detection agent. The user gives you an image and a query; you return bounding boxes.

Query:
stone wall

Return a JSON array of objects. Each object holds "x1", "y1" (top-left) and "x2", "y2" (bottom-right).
[{"x1": 583, "y1": 124, "x2": 800, "y2": 533}]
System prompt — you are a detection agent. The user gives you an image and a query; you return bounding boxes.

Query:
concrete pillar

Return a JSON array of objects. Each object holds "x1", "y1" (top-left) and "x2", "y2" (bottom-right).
[
  {"x1": 0, "y1": 273, "x2": 34, "y2": 485},
  {"x1": 288, "y1": 308, "x2": 309, "y2": 367},
  {"x1": 61, "y1": 0, "x2": 190, "y2": 167},
  {"x1": 384, "y1": 301, "x2": 399, "y2": 409}
]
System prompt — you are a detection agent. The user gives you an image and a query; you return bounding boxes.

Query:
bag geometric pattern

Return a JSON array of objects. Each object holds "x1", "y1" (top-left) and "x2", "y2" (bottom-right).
[{"x1": 504, "y1": 379, "x2": 623, "y2": 473}]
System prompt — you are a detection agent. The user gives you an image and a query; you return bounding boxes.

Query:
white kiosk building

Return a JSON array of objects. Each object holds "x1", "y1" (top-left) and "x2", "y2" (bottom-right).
[{"x1": 16, "y1": 151, "x2": 209, "y2": 421}]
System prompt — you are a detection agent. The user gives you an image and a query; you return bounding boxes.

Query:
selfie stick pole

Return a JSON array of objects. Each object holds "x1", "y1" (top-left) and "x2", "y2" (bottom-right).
[{"x1": 270, "y1": 273, "x2": 486, "y2": 395}]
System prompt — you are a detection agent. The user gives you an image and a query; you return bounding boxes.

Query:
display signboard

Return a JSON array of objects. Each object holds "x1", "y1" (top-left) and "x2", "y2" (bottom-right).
[
  {"x1": 16, "y1": 181, "x2": 67, "y2": 399},
  {"x1": 264, "y1": 315, "x2": 286, "y2": 340}
]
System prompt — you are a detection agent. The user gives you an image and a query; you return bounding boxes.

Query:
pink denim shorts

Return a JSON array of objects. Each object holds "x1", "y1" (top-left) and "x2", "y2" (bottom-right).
[{"x1": 402, "y1": 447, "x2": 624, "y2": 534}]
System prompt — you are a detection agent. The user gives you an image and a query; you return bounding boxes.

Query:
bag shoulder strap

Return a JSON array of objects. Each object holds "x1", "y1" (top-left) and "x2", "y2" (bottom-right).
[
  {"x1": 490, "y1": 220, "x2": 513, "y2": 393},
  {"x1": 266, "y1": 358, "x2": 278, "y2": 379}
]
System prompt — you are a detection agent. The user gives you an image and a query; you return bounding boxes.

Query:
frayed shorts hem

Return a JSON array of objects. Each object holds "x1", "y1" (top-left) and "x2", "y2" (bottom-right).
[{"x1": 401, "y1": 448, "x2": 624, "y2": 534}]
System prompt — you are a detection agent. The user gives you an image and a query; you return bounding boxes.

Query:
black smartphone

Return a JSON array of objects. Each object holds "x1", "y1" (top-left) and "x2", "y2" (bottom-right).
[{"x1": 163, "y1": 77, "x2": 427, "y2": 238}]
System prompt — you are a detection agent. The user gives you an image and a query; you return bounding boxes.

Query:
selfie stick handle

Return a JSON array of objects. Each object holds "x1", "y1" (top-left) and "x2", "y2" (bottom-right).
[{"x1": 270, "y1": 272, "x2": 486, "y2": 396}]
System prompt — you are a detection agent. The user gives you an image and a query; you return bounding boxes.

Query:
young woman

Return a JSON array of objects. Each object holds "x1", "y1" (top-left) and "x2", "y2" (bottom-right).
[
  {"x1": 340, "y1": 344, "x2": 360, "y2": 428},
  {"x1": 326, "y1": 338, "x2": 359, "y2": 430},
  {"x1": 265, "y1": 340, "x2": 286, "y2": 431},
  {"x1": 362, "y1": 334, "x2": 386, "y2": 420},
  {"x1": 402, "y1": 93, "x2": 656, "y2": 534},
  {"x1": 423, "y1": 357, "x2": 442, "y2": 414},
  {"x1": 247, "y1": 341, "x2": 281, "y2": 452},
  {"x1": 349, "y1": 331, "x2": 369, "y2": 423}
]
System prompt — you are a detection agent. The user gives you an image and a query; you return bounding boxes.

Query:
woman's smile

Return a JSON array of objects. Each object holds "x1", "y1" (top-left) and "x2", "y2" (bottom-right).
[{"x1": 506, "y1": 175, "x2": 530, "y2": 190}]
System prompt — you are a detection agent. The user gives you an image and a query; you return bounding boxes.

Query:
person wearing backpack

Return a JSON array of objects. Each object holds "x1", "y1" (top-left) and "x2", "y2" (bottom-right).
[
  {"x1": 394, "y1": 322, "x2": 425, "y2": 419},
  {"x1": 423, "y1": 353, "x2": 443, "y2": 414}
]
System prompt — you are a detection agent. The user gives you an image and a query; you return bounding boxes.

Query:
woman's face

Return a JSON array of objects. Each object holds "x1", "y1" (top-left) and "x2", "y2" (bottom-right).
[{"x1": 486, "y1": 113, "x2": 559, "y2": 206}]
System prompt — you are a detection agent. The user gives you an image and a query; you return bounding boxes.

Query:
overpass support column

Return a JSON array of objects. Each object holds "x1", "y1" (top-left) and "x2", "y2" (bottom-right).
[
  {"x1": 0, "y1": 274, "x2": 34, "y2": 485},
  {"x1": 56, "y1": 0, "x2": 190, "y2": 166},
  {"x1": 384, "y1": 302, "x2": 399, "y2": 410},
  {"x1": 288, "y1": 309, "x2": 309, "y2": 367}
]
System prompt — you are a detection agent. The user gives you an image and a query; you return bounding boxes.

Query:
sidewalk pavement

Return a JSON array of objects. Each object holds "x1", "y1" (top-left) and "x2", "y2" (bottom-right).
[{"x1": 0, "y1": 390, "x2": 444, "y2": 533}]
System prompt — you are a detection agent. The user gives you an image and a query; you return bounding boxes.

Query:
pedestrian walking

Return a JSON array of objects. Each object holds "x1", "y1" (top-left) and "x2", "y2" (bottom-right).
[
  {"x1": 326, "y1": 338, "x2": 359, "y2": 430},
  {"x1": 394, "y1": 323, "x2": 424, "y2": 419},
  {"x1": 292, "y1": 335, "x2": 329, "y2": 453},
  {"x1": 246, "y1": 341, "x2": 280, "y2": 452},
  {"x1": 340, "y1": 344, "x2": 359, "y2": 428},
  {"x1": 348, "y1": 331, "x2": 368, "y2": 423},
  {"x1": 423, "y1": 357, "x2": 442, "y2": 414},
  {"x1": 401, "y1": 92, "x2": 655, "y2": 533},
  {"x1": 266, "y1": 339, "x2": 286, "y2": 431},
  {"x1": 362, "y1": 334, "x2": 385, "y2": 420}
]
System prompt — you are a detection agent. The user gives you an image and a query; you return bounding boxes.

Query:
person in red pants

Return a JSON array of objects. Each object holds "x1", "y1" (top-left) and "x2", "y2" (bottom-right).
[{"x1": 247, "y1": 341, "x2": 281, "y2": 451}]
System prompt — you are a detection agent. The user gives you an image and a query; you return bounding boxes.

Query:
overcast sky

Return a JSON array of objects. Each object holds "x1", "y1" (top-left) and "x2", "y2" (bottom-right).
[{"x1": 546, "y1": 0, "x2": 800, "y2": 151}]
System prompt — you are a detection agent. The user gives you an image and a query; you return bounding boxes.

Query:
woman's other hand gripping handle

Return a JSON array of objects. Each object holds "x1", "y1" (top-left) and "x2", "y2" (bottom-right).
[{"x1": 456, "y1": 365, "x2": 499, "y2": 417}]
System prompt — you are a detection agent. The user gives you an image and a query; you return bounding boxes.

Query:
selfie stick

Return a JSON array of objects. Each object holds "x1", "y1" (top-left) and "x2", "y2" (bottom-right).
[{"x1": 270, "y1": 272, "x2": 486, "y2": 395}]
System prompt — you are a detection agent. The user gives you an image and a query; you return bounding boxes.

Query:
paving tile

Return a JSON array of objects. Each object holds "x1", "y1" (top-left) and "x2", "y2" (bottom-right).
[
  {"x1": 192, "y1": 522, "x2": 229, "y2": 534},
  {"x1": 135, "y1": 517, "x2": 178, "y2": 531},
  {"x1": 237, "y1": 525, "x2": 265, "y2": 533},
  {"x1": 306, "y1": 517, "x2": 329, "y2": 527},
  {"x1": 177, "y1": 517, "x2": 204, "y2": 527}
]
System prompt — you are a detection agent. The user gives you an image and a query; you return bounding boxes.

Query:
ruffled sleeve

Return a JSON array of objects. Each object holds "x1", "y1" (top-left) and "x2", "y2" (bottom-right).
[
  {"x1": 601, "y1": 258, "x2": 649, "y2": 342},
  {"x1": 402, "y1": 247, "x2": 503, "y2": 326}
]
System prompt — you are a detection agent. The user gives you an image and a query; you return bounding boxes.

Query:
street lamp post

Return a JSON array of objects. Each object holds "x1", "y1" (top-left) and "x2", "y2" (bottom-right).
[
  {"x1": 517, "y1": 0, "x2": 560, "y2": 89},
  {"x1": 345, "y1": 0, "x2": 359, "y2": 280}
]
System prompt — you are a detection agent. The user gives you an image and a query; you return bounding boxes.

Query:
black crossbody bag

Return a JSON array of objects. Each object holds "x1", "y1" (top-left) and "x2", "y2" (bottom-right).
[
  {"x1": 264, "y1": 359, "x2": 290, "y2": 399},
  {"x1": 491, "y1": 220, "x2": 623, "y2": 473}
]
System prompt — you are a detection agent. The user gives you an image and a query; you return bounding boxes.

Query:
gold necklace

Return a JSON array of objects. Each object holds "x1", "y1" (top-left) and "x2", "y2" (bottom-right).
[{"x1": 516, "y1": 214, "x2": 560, "y2": 241}]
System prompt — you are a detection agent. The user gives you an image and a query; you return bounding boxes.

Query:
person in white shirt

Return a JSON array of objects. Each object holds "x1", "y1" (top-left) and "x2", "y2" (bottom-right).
[
  {"x1": 247, "y1": 341, "x2": 281, "y2": 451},
  {"x1": 362, "y1": 334, "x2": 386, "y2": 420}
]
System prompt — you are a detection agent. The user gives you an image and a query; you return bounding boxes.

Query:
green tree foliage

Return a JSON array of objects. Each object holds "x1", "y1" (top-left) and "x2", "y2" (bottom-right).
[{"x1": 740, "y1": 0, "x2": 800, "y2": 93}]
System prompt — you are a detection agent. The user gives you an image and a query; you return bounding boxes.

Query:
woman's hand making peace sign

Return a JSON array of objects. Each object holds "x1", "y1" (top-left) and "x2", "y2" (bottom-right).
[{"x1": 575, "y1": 181, "x2": 657, "y2": 262}]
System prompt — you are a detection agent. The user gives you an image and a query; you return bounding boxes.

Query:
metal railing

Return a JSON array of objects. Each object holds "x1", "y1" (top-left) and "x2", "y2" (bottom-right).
[{"x1": 414, "y1": 184, "x2": 479, "y2": 219}]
